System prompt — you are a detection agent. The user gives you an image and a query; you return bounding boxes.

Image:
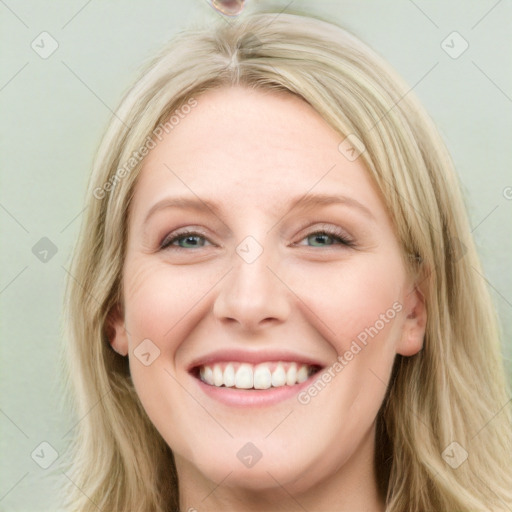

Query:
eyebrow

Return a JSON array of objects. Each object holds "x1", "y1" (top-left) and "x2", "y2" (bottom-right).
[{"x1": 142, "y1": 192, "x2": 375, "y2": 225}]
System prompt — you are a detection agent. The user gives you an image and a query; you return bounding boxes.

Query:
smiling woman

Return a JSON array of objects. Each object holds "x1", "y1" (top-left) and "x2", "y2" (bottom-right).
[{"x1": 60, "y1": 8, "x2": 512, "y2": 512}]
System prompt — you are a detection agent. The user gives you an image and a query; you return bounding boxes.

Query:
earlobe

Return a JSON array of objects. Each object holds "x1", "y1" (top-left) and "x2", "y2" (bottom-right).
[
  {"x1": 105, "y1": 303, "x2": 129, "y2": 356},
  {"x1": 397, "y1": 283, "x2": 427, "y2": 357}
]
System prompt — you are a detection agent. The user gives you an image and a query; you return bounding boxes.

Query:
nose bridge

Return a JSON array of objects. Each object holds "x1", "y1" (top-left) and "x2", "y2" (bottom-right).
[{"x1": 213, "y1": 235, "x2": 290, "y2": 329}]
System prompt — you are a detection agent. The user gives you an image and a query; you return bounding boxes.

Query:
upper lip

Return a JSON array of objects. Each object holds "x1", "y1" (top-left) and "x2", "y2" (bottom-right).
[{"x1": 187, "y1": 348, "x2": 327, "y2": 372}]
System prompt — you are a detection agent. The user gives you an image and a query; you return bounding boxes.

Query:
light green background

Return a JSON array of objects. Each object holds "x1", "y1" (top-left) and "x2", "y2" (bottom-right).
[{"x1": 1, "y1": 1, "x2": 511, "y2": 510}]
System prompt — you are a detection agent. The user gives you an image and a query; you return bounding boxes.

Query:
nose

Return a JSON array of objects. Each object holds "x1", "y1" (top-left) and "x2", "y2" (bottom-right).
[{"x1": 212, "y1": 246, "x2": 291, "y2": 332}]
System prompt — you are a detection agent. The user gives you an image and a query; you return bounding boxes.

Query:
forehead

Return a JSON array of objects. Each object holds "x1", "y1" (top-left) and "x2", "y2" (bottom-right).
[{"x1": 131, "y1": 85, "x2": 383, "y2": 220}]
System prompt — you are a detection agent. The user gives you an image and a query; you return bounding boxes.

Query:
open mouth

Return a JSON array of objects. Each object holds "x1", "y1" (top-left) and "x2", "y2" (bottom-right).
[{"x1": 191, "y1": 361, "x2": 323, "y2": 390}]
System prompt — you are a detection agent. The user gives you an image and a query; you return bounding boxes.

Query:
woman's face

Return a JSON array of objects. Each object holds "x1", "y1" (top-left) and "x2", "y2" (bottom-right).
[{"x1": 109, "y1": 86, "x2": 426, "y2": 496}]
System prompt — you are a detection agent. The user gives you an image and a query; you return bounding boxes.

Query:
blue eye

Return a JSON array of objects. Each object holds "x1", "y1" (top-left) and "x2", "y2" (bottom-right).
[
  {"x1": 296, "y1": 226, "x2": 354, "y2": 248},
  {"x1": 302, "y1": 230, "x2": 351, "y2": 247},
  {"x1": 160, "y1": 231, "x2": 210, "y2": 250},
  {"x1": 160, "y1": 226, "x2": 354, "y2": 251}
]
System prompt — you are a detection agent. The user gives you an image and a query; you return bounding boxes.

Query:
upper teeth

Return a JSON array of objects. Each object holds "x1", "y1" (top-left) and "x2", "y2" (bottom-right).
[{"x1": 199, "y1": 362, "x2": 314, "y2": 389}]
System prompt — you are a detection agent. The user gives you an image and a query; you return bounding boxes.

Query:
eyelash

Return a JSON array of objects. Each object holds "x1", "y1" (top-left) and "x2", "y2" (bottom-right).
[{"x1": 159, "y1": 224, "x2": 355, "y2": 251}]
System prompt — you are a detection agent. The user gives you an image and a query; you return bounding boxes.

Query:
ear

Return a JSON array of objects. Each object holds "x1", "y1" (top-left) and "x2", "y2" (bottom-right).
[
  {"x1": 396, "y1": 281, "x2": 427, "y2": 357},
  {"x1": 105, "y1": 303, "x2": 129, "y2": 357}
]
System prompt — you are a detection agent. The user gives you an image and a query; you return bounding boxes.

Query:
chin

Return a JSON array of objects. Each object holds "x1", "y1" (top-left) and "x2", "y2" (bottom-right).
[{"x1": 187, "y1": 442, "x2": 326, "y2": 493}]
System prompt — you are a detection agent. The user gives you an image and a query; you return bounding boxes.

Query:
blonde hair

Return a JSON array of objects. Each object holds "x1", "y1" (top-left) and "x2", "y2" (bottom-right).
[{"x1": 60, "y1": 9, "x2": 512, "y2": 512}]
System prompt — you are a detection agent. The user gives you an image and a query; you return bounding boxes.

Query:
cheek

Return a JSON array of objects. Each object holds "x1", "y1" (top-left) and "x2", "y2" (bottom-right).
[
  {"x1": 123, "y1": 257, "x2": 209, "y2": 344},
  {"x1": 121, "y1": 257, "x2": 228, "y2": 407},
  {"x1": 290, "y1": 253, "x2": 405, "y2": 354},
  {"x1": 290, "y1": 253, "x2": 406, "y2": 429},
  {"x1": 121, "y1": 259, "x2": 217, "y2": 447}
]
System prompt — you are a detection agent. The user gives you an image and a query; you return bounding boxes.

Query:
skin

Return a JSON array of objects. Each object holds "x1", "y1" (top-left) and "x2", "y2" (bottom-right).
[{"x1": 108, "y1": 85, "x2": 427, "y2": 512}]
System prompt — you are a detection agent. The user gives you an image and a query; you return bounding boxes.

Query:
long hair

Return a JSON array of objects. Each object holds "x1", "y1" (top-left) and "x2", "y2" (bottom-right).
[{"x1": 59, "y1": 9, "x2": 512, "y2": 511}]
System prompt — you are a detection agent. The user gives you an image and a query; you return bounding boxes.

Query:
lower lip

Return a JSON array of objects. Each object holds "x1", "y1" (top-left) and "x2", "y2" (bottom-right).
[{"x1": 191, "y1": 372, "x2": 321, "y2": 407}]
